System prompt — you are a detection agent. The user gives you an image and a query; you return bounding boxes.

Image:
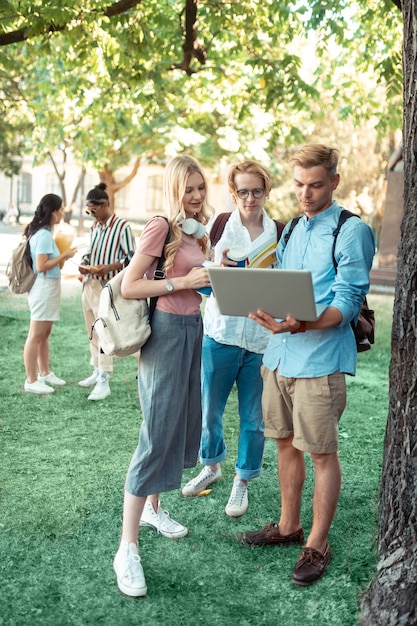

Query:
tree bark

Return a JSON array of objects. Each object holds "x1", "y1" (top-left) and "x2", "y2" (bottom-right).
[
  {"x1": 48, "y1": 149, "x2": 67, "y2": 208},
  {"x1": 170, "y1": 0, "x2": 207, "y2": 74},
  {"x1": 64, "y1": 166, "x2": 86, "y2": 230},
  {"x1": 360, "y1": 0, "x2": 417, "y2": 623}
]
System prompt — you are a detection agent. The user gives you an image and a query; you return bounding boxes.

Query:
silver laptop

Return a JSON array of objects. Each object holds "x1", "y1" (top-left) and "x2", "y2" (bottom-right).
[{"x1": 207, "y1": 267, "x2": 327, "y2": 321}]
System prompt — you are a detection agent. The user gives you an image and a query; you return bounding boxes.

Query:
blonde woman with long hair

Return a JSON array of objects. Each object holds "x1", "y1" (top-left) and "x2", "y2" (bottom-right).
[{"x1": 113, "y1": 155, "x2": 213, "y2": 597}]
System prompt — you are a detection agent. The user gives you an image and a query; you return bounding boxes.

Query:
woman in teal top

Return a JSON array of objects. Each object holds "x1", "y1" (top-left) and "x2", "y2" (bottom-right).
[{"x1": 23, "y1": 194, "x2": 77, "y2": 395}]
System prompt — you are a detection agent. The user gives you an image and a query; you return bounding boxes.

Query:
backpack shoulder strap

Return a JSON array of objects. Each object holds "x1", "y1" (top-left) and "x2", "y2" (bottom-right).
[
  {"x1": 274, "y1": 220, "x2": 286, "y2": 242},
  {"x1": 283, "y1": 216, "x2": 302, "y2": 245},
  {"x1": 152, "y1": 216, "x2": 171, "y2": 278},
  {"x1": 209, "y1": 212, "x2": 232, "y2": 247},
  {"x1": 149, "y1": 216, "x2": 171, "y2": 319},
  {"x1": 332, "y1": 209, "x2": 359, "y2": 271},
  {"x1": 332, "y1": 210, "x2": 372, "y2": 342}
]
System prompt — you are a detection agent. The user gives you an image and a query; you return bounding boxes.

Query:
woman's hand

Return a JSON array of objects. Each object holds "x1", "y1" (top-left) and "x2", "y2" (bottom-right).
[
  {"x1": 64, "y1": 247, "x2": 78, "y2": 261},
  {"x1": 183, "y1": 266, "x2": 210, "y2": 290}
]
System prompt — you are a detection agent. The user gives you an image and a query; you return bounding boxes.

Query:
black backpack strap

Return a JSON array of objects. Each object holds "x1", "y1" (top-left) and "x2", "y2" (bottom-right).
[
  {"x1": 283, "y1": 216, "x2": 302, "y2": 245},
  {"x1": 331, "y1": 209, "x2": 358, "y2": 271},
  {"x1": 209, "y1": 212, "x2": 232, "y2": 247},
  {"x1": 331, "y1": 210, "x2": 372, "y2": 340},
  {"x1": 149, "y1": 216, "x2": 171, "y2": 320}
]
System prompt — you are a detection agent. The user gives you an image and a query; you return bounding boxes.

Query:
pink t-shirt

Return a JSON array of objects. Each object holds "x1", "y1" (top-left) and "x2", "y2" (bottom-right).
[{"x1": 138, "y1": 216, "x2": 205, "y2": 315}]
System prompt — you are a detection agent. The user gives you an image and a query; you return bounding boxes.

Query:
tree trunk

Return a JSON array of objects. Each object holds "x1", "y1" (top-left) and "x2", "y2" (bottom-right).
[
  {"x1": 360, "y1": 1, "x2": 417, "y2": 623},
  {"x1": 49, "y1": 149, "x2": 67, "y2": 209},
  {"x1": 98, "y1": 158, "x2": 141, "y2": 212},
  {"x1": 62, "y1": 166, "x2": 86, "y2": 227}
]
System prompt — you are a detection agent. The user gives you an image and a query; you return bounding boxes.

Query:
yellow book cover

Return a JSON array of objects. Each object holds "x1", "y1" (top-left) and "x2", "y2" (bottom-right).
[{"x1": 248, "y1": 240, "x2": 278, "y2": 269}]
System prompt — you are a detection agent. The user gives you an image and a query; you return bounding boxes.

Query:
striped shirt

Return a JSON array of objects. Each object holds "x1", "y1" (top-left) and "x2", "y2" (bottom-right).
[{"x1": 81, "y1": 214, "x2": 136, "y2": 281}]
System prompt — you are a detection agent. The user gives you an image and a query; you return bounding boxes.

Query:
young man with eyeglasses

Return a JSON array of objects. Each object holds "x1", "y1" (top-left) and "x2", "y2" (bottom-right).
[
  {"x1": 78, "y1": 183, "x2": 136, "y2": 400},
  {"x1": 240, "y1": 145, "x2": 375, "y2": 587},
  {"x1": 182, "y1": 160, "x2": 285, "y2": 517}
]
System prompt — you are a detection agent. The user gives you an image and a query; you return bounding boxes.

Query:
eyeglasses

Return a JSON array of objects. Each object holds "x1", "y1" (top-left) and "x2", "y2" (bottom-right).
[{"x1": 236, "y1": 188, "x2": 265, "y2": 199}]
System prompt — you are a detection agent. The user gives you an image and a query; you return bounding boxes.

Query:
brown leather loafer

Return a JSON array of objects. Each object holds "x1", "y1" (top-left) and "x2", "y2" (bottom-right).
[
  {"x1": 240, "y1": 523, "x2": 304, "y2": 547},
  {"x1": 291, "y1": 543, "x2": 332, "y2": 586}
]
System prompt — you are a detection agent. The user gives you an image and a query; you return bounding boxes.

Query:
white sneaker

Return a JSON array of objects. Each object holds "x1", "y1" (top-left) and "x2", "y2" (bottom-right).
[
  {"x1": 24, "y1": 379, "x2": 55, "y2": 395},
  {"x1": 182, "y1": 466, "x2": 222, "y2": 497},
  {"x1": 140, "y1": 501, "x2": 188, "y2": 539},
  {"x1": 113, "y1": 541, "x2": 147, "y2": 597},
  {"x1": 87, "y1": 372, "x2": 110, "y2": 400},
  {"x1": 225, "y1": 479, "x2": 248, "y2": 517},
  {"x1": 78, "y1": 368, "x2": 99, "y2": 387},
  {"x1": 38, "y1": 372, "x2": 66, "y2": 386}
]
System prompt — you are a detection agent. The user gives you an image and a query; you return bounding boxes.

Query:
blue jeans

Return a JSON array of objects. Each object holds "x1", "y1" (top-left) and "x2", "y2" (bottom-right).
[{"x1": 200, "y1": 336, "x2": 265, "y2": 480}]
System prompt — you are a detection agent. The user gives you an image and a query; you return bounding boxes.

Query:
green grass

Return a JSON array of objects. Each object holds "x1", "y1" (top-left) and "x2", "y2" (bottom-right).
[{"x1": 0, "y1": 285, "x2": 392, "y2": 626}]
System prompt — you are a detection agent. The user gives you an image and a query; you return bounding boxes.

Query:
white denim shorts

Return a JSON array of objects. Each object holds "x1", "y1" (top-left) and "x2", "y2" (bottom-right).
[{"x1": 28, "y1": 276, "x2": 61, "y2": 321}]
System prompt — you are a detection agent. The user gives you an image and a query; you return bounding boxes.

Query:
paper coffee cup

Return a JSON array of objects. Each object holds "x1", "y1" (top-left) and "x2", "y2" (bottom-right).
[
  {"x1": 197, "y1": 261, "x2": 213, "y2": 296},
  {"x1": 227, "y1": 245, "x2": 249, "y2": 267}
]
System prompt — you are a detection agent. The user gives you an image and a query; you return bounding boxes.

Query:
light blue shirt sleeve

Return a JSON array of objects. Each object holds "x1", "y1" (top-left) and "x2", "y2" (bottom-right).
[
  {"x1": 263, "y1": 203, "x2": 376, "y2": 377},
  {"x1": 30, "y1": 228, "x2": 61, "y2": 279}
]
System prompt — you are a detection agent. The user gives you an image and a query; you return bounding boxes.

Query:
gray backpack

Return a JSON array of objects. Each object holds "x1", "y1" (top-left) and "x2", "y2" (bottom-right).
[
  {"x1": 6, "y1": 237, "x2": 37, "y2": 294},
  {"x1": 91, "y1": 266, "x2": 152, "y2": 357}
]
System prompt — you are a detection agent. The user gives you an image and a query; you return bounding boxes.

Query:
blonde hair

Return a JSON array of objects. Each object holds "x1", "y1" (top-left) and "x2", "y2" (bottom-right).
[
  {"x1": 163, "y1": 155, "x2": 213, "y2": 272},
  {"x1": 290, "y1": 144, "x2": 339, "y2": 178},
  {"x1": 228, "y1": 159, "x2": 272, "y2": 197}
]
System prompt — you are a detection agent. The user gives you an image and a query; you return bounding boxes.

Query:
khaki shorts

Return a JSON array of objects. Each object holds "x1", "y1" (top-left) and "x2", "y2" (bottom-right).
[{"x1": 261, "y1": 366, "x2": 346, "y2": 454}]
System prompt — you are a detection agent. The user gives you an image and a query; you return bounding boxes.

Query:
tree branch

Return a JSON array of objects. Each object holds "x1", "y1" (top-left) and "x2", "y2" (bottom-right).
[
  {"x1": 0, "y1": 0, "x2": 144, "y2": 46},
  {"x1": 170, "y1": 0, "x2": 207, "y2": 75},
  {"x1": 110, "y1": 157, "x2": 141, "y2": 192},
  {"x1": 105, "y1": 0, "x2": 143, "y2": 18}
]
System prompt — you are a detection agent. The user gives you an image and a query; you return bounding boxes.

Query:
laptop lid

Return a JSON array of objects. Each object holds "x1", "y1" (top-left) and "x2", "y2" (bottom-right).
[{"x1": 207, "y1": 266, "x2": 327, "y2": 321}]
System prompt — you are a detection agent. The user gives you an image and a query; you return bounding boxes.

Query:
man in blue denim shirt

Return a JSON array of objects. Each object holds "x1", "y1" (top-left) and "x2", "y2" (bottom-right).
[{"x1": 240, "y1": 144, "x2": 375, "y2": 587}]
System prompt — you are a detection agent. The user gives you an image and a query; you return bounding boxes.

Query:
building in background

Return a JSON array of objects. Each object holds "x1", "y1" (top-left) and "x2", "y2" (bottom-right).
[{"x1": 0, "y1": 154, "x2": 232, "y2": 226}]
